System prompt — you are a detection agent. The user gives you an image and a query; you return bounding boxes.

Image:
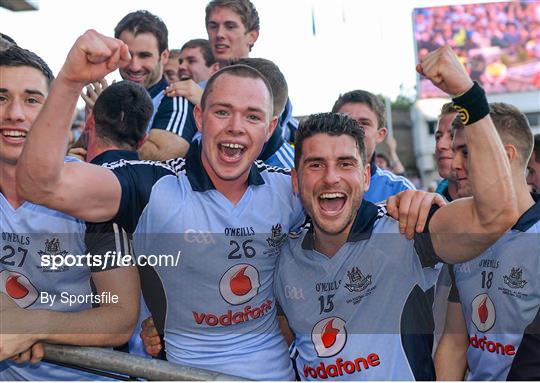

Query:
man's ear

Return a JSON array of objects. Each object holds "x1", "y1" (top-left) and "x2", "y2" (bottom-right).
[
  {"x1": 363, "y1": 163, "x2": 371, "y2": 192},
  {"x1": 137, "y1": 133, "x2": 149, "y2": 149},
  {"x1": 85, "y1": 111, "x2": 95, "y2": 132},
  {"x1": 160, "y1": 48, "x2": 170, "y2": 63},
  {"x1": 375, "y1": 127, "x2": 388, "y2": 145},
  {"x1": 292, "y1": 167, "x2": 299, "y2": 195},
  {"x1": 265, "y1": 116, "x2": 278, "y2": 142},
  {"x1": 247, "y1": 30, "x2": 259, "y2": 49},
  {"x1": 504, "y1": 144, "x2": 517, "y2": 163},
  {"x1": 194, "y1": 104, "x2": 203, "y2": 134}
]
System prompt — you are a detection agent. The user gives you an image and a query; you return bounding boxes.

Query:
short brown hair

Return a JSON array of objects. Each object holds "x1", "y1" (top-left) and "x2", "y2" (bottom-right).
[
  {"x1": 205, "y1": 0, "x2": 260, "y2": 32},
  {"x1": 331, "y1": 90, "x2": 386, "y2": 130},
  {"x1": 295, "y1": 113, "x2": 367, "y2": 168},
  {"x1": 181, "y1": 39, "x2": 216, "y2": 66},
  {"x1": 200, "y1": 64, "x2": 273, "y2": 115},
  {"x1": 233, "y1": 57, "x2": 288, "y2": 117},
  {"x1": 439, "y1": 102, "x2": 456, "y2": 116}
]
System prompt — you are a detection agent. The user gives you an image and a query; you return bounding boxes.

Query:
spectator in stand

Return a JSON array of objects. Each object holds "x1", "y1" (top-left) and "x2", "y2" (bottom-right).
[
  {"x1": 527, "y1": 134, "x2": 540, "y2": 192},
  {"x1": 332, "y1": 90, "x2": 416, "y2": 203},
  {"x1": 163, "y1": 49, "x2": 181, "y2": 83}
]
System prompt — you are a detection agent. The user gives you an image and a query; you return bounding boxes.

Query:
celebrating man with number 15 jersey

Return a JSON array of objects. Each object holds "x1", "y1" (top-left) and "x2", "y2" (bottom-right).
[{"x1": 274, "y1": 45, "x2": 519, "y2": 380}]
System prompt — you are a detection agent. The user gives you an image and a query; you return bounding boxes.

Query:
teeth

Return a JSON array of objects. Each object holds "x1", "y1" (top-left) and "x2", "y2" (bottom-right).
[
  {"x1": 2, "y1": 130, "x2": 26, "y2": 137},
  {"x1": 221, "y1": 143, "x2": 244, "y2": 149},
  {"x1": 320, "y1": 193, "x2": 345, "y2": 199}
]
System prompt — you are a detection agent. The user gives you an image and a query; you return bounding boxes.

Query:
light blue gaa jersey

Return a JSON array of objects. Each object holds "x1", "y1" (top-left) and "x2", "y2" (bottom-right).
[
  {"x1": 364, "y1": 155, "x2": 416, "y2": 204},
  {"x1": 0, "y1": 195, "x2": 103, "y2": 381},
  {"x1": 275, "y1": 200, "x2": 442, "y2": 380},
  {"x1": 107, "y1": 143, "x2": 304, "y2": 380},
  {"x1": 450, "y1": 195, "x2": 540, "y2": 381}
]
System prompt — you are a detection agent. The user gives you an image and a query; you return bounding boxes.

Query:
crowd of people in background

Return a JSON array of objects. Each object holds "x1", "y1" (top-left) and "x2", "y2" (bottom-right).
[
  {"x1": 1, "y1": 0, "x2": 540, "y2": 381},
  {"x1": 415, "y1": 0, "x2": 540, "y2": 95}
]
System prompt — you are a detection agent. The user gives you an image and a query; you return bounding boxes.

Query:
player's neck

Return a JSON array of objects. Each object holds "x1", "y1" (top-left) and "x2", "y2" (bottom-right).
[
  {"x1": 515, "y1": 178, "x2": 535, "y2": 217},
  {"x1": 0, "y1": 163, "x2": 24, "y2": 208},
  {"x1": 447, "y1": 180, "x2": 459, "y2": 201},
  {"x1": 313, "y1": 229, "x2": 349, "y2": 258}
]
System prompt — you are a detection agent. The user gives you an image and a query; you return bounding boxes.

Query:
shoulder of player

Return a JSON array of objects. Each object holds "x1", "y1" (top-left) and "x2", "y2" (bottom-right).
[
  {"x1": 372, "y1": 202, "x2": 402, "y2": 233},
  {"x1": 100, "y1": 158, "x2": 177, "y2": 174},
  {"x1": 374, "y1": 168, "x2": 416, "y2": 191},
  {"x1": 255, "y1": 160, "x2": 292, "y2": 177}
]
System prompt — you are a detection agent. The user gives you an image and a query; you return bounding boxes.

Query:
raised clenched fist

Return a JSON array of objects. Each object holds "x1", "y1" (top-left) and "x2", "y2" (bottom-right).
[
  {"x1": 58, "y1": 30, "x2": 131, "y2": 87},
  {"x1": 416, "y1": 45, "x2": 473, "y2": 97}
]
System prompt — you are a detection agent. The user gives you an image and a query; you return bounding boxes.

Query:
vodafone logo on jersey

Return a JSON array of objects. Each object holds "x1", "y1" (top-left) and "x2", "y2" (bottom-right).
[
  {"x1": 219, "y1": 264, "x2": 260, "y2": 305},
  {"x1": 312, "y1": 317, "x2": 347, "y2": 357},
  {"x1": 0, "y1": 270, "x2": 38, "y2": 308},
  {"x1": 471, "y1": 293, "x2": 496, "y2": 332}
]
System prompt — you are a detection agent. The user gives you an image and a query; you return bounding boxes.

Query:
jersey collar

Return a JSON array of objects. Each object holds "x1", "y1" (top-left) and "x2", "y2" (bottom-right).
[
  {"x1": 512, "y1": 193, "x2": 540, "y2": 232},
  {"x1": 147, "y1": 76, "x2": 168, "y2": 99},
  {"x1": 185, "y1": 142, "x2": 265, "y2": 192},
  {"x1": 301, "y1": 199, "x2": 380, "y2": 250},
  {"x1": 90, "y1": 149, "x2": 139, "y2": 165}
]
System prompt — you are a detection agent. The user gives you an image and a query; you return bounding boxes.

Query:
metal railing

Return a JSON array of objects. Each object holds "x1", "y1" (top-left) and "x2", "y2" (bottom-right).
[{"x1": 43, "y1": 344, "x2": 249, "y2": 381}]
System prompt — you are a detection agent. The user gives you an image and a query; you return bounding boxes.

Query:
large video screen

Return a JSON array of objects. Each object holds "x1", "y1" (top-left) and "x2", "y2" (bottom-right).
[{"x1": 413, "y1": 1, "x2": 540, "y2": 98}]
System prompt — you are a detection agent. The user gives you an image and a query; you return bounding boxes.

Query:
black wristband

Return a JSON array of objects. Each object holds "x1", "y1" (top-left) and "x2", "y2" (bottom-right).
[{"x1": 452, "y1": 81, "x2": 489, "y2": 126}]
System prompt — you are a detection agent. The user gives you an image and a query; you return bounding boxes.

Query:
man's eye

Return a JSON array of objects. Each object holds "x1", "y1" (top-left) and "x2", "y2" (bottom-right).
[
  {"x1": 247, "y1": 114, "x2": 261, "y2": 121},
  {"x1": 27, "y1": 98, "x2": 40, "y2": 104}
]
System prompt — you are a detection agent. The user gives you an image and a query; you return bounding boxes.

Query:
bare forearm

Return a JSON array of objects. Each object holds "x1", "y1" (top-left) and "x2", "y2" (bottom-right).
[
  {"x1": 31, "y1": 304, "x2": 137, "y2": 347},
  {"x1": 465, "y1": 114, "x2": 516, "y2": 227},
  {"x1": 17, "y1": 76, "x2": 83, "y2": 202},
  {"x1": 139, "y1": 134, "x2": 189, "y2": 161},
  {"x1": 435, "y1": 334, "x2": 468, "y2": 380}
]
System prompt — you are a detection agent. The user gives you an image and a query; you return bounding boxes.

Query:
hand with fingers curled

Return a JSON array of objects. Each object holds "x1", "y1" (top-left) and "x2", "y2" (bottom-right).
[
  {"x1": 80, "y1": 78, "x2": 114, "y2": 110},
  {"x1": 140, "y1": 316, "x2": 162, "y2": 357},
  {"x1": 9, "y1": 343, "x2": 44, "y2": 365},
  {"x1": 416, "y1": 45, "x2": 474, "y2": 97},
  {"x1": 164, "y1": 79, "x2": 203, "y2": 105},
  {"x1": 58, "y1": 29, "x2": 131, "y2": 87},
  {"x1": 0, "y1": 294, "x2": 41, "y2": 362},
  {"x1": 386, "y1": 190, "x2": 447, "y2": 240}
]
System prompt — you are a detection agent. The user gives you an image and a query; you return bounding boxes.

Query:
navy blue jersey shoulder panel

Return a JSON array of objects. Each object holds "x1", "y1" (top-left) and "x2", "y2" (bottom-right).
[
  {"x1": 413, "y1": 205, "x2": 442, "y2": 268},
  {"x1": 400, "y1": 284, "x2": 436, "y2": 381},
  {"x1": 507, "y1": 306, "x2": 540, "y2": 380},
  {"x1": 103, "y1": 160, "x2": 175, "y2": 233},
  {"x1": 447, "y1": 265, "x2": 460, "y2": 303},
  {"x1": 512, "y1": 193, "x2": 540, "y2": 232}
]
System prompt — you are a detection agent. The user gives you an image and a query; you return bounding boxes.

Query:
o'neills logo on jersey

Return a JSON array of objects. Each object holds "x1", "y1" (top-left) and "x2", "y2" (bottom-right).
[
  {"x1": 219, "y1": 263, "x2": 260, "y2": 305},
  {"x1": 0, "y1": 270, "x2": 38, "y2": 308},
  {"x1": 469, "y1": 334, "x2": 515, "y2": 356},
  {"x1": 471, "y1": 293, "x2": 495, "y2": 332},
  {"x1": 312, "y1": 317, "x2": 347, "y2": 357},
  {"x1": 303, "y1": 354, "x2": 381, "y2": 379},
  {"x1": 192, "y1": 299, "x2": 272, "y2": 327}
]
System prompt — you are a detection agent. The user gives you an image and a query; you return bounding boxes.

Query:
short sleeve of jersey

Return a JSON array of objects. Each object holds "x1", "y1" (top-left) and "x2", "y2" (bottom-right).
[
  {"x1": 85, "y1": 222, "x2": 132, "y2": 273},
  {"x1": 413, "y1": 205, "x2": 442, "y2": 268},
  {"x1": 151, "y1": 96, "x2": 198, "y2": 142},
  {"x1": 447, "y1": 265, "x2": 461, "y2": 303},
  {"x1": 108, "y1": 161, "x2": 175, "y2": 233}
]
